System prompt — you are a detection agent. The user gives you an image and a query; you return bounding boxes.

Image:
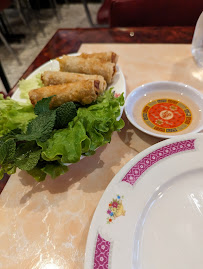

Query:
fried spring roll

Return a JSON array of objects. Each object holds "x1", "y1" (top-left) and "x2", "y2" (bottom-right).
[
  {"x1": 79, "y1": 52, "x2": 118, "y2": 64},
  {"x1": 41, "y1": 71, "x2": 107, "y2": 94},
  {"x1": 57, "y1": 56, "x2": 116, "y2": 84},
  {"x1": 29, "y1": 80, "x2": 99, "y2": 108}
]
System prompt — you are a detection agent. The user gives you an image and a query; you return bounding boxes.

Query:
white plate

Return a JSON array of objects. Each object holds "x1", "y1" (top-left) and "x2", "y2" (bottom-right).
[
  {"x1": 125, "y1": 81, "x2": 203, "y2": 139},
  {"x1": 12, "y1": 53, "x2": 126, "y2": 107},
  {"x1": 84, "y1": 133, "x2": 203, "y2": 269}
]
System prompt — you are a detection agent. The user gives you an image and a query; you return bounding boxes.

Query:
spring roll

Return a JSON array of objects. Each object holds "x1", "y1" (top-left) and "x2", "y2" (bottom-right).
[
  {"x1": 29, "y1": 80, "x2": 99, "y2": 108},
  {"x1": 41, "y1": 71, "x2": 107, "y2": 94},
  {"x1": 79, "y1": 52, "x2": 118, "y2": 64},
  {"x1": 57, "y1": 56, "x2": 116, "y2": 84}
]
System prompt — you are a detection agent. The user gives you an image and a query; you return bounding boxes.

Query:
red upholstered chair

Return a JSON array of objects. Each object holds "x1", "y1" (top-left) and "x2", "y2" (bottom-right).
[
  {"x1": 97, "y1": 0, "x2": 112, "y2": 25},
  {"x1": 0, "y1": 0, "x2": 11, "y2": 11},
  {"x1": 97, "y1": 0, "x2": 203, "y2": 27}
]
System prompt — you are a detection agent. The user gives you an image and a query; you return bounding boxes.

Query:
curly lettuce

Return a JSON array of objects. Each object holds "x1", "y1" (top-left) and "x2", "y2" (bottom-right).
[
  {"x1": 0, "y1": 95, "x2": 36, "y2": 136},
  {"x1": 18, "y1": 73, "x2": 44, "y2": 102}
]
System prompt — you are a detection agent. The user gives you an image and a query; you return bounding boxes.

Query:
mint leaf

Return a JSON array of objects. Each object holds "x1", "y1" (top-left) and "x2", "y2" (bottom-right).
[
  {"x1": 0, "y1": 163, "x2": 16, "y2": 179},
  {"x1": 34, "y1": 96, "x2": 54, "y2": 115},
  {"x1": 55, "y1": 102, "x2": 77, "y2": 129},
  {"x1": 0, "y1": 138, "x2": 16, "y2": 164},
  {"x1": 0, "y1": 129, "x2": 21, "y2": 143},
  {"x1": 15, "y1": 142, "x2": 41, "y2": 171},
  {"x1": 16, "y1": 111, "x2": 56, "y2": 142}
]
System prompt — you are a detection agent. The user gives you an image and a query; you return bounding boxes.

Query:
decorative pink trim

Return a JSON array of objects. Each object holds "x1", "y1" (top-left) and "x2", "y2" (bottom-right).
[
  {"x1": 122, "y1": 139, "x2": 195, "y2": 185},
  {"x1": 94, "y1": 233, "x2": 111, "y2": 269}
]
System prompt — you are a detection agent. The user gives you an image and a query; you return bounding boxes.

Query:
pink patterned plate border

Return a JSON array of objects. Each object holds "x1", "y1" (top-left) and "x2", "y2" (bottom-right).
[
  {"x1": 92, "y1": 139, "x2": 196, "y2": 269},
  {"x1": 94, "y1": 233, "x2": 111, "y2": 269},
  {"x1": 122, "y1": 139, "x2": 195, "y2": 185}
]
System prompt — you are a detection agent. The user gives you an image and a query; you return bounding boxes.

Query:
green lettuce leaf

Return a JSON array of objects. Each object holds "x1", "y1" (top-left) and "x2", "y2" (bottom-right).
[
  {"x1": 75, "y1": 89, "x2": 124, "y2": 152},
  {"x1": 0, "y1": 95, "x2": 36, "y2": 136},
  {"x1": 38, "y1": 120, "x2": 90, "y2": 163},
  {"x1": 27, "y1": 166, "x2": 46, "y2": 182},
  {"x1": 18, "y1": 73, "x2": 44, "y2": 102},
  {"x1": 41, "y1": 161, "x2": 69, "y2": 179}
]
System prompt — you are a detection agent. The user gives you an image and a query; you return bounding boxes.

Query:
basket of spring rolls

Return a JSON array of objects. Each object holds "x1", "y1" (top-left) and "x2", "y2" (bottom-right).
[{"x1": 0, "y1": 52, "x2": 126, "y2": 181}]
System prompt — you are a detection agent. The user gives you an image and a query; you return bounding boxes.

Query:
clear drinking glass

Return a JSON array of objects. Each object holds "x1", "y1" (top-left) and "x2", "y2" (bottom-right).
[{"x1": 192, "y1": 11, "x2": 203, "y2": 67}]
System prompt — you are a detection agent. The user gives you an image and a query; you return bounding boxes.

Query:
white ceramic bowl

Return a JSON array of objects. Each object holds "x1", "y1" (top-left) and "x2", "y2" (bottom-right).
[{"x1": 125, "y1": 81, "x2": 203, "y2": 139}]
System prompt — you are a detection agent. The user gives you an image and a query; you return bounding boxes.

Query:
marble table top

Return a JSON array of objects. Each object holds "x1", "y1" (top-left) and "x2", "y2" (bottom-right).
[{"x1": 1, "y1": 41, "x2": 203, "y2": 268}]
